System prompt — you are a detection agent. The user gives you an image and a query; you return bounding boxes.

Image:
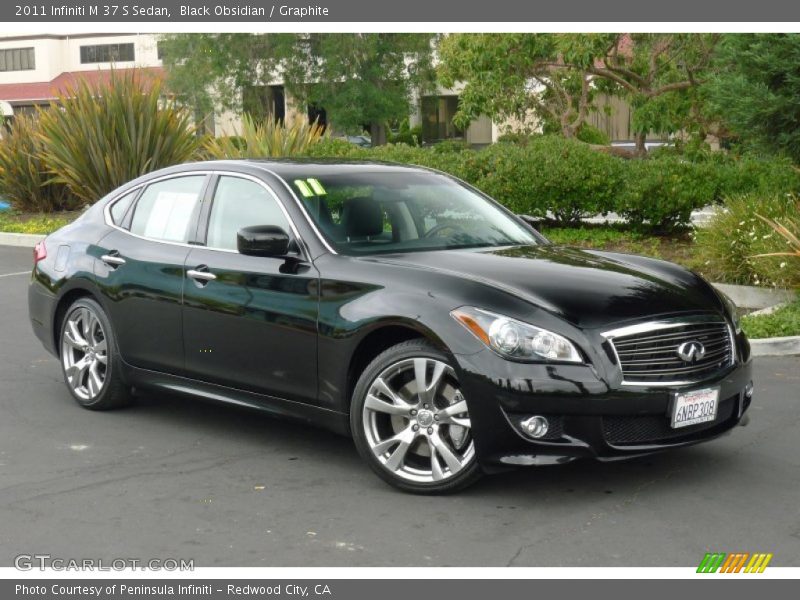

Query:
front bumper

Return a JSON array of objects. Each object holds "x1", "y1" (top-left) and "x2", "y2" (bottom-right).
[{"x1": 454, "y1": 348, "x2": 753, "y2": 471}]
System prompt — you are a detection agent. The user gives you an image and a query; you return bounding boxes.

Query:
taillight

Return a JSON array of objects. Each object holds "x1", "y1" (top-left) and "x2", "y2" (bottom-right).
[{"x1": 33, "y1": 240, "x2": 47, "y2": 264}]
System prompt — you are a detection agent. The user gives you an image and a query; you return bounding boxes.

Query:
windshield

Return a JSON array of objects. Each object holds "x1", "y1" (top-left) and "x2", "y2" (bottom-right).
[{"x1": 289, "y1": 170, "x2": 539, "y2": 255}]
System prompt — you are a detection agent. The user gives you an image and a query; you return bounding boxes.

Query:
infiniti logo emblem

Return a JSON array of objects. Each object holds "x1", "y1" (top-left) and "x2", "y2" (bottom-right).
[{"x1": 677, "y1": 341, "x2": 706, "y2": 362}]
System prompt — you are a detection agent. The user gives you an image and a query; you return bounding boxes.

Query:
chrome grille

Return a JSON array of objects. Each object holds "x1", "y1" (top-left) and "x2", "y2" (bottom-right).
[{"x1": 606, "y1": 320, "x2": 734, "y2": 385}]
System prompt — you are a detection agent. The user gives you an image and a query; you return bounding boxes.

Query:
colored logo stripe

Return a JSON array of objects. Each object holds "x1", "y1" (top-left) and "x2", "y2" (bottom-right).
[
  {"x1": 697, "y1": 553, "x2": 726, "y2": 573},
  {"x1": 745, "y1": 553, "x2": 773, "y2": 573},
  {"x1": 697, "y1": 552, "x2": 772, "y2": 573}
]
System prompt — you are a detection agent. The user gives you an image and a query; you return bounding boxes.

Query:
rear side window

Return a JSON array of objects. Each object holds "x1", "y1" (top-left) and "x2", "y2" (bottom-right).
[
  {"x1": 130, "y1": 176, "x2": 205, "y2": 243},
  {"x1": 206, "y1": 176, "x2": 291, "y2": 251},
  {"x1": 109, "y1": 189, "x2": 138, "y2": 225}
]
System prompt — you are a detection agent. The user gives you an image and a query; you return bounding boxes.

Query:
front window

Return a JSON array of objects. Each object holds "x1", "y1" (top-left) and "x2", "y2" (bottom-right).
[
  {"x1": 291, "y1": 170, "x2": 538, "y2": 255},
  {"x1": 206, "y1": 176, "x2": 291, "y2": 251}
]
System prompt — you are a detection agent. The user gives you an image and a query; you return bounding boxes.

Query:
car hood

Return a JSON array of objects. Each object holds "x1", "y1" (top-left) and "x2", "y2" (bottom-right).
[{"x1": 367, "y1": 245, "x2": 724, "y2": 329}]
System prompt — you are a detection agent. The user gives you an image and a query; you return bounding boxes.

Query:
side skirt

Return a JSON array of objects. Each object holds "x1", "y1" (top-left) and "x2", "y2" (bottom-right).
[{"x1": 121, "y1": 362, "x2": 351, "y2": 436}]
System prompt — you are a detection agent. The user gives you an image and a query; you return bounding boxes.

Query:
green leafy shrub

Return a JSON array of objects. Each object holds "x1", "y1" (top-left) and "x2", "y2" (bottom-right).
[
  {"x1": 305, "y1": 138, "x2": 368, "y2": 158},
  {"x1": 387, "y1": 120, "x2": 422, "y2": 146},
  {"x1": 204, "y1": 114, "x2": 326, "y2": 158},
  {"x1": 469, "y1": 137, "x2": 625, "y2": 224},
  {"x1": 716, "y1": 156, "x2": 800, "y2": 199},
  {"x1": 0, "y1": 114, "x2": 76, "y2": 212},
  {"x1": 741, "y1": 299, "x2": 800, "y2": 338},
  {"x1": 694, "y1": 193, "x2": 800, "y2": 287},
  {"x1": 618, "y1": 156, "x2": 718, "y2": 232},
  {"x1": 37, "y1": 69, "x2": 200, "y2": 203},
  {"x1": 576, "y1": 124, "x2": 611, "y2": 146}
]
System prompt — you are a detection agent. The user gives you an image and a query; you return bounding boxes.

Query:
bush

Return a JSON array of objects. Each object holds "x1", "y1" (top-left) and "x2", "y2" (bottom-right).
[
  {"x1": 37, "y1": 69, "x2": 200, "y2": 203},
  {"x1": 204, "y1": 114, "x2": 326, "y2": 159},
  {"x1": 305, "y1": 138, "x2": 369, "y2": 159},
  {"x1": 576, "y1": 124, "x2": 611, "y2": 146},
  {"x1": 0, "y1": 114, "x2": 76, "y2": 212},
  {"x1": 468, "y1": 137, "x2": 625, "y2": 224},
  {"x1": 303, "y1": 134, "x2": 800, "y2": 232},
  {"x1": 387, "y1": 120, "x2": 422, "y2": 146},
  {"x1": 618, "y1": 156, "x2": 718, "y2": 232},
  {"x1": 716, "y1": 156, "x2": 800, "y2": 199},
  {"x1": 741, "y1": 299, "x2": 800, "y2": 338},
  {"x1": 694, "y1": 193, "x2": 800, "y2": 288}
]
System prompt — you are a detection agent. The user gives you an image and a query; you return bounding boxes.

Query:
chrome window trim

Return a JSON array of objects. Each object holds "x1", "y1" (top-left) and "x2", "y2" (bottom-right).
[
  {"x1": 102, "y1": 170, "x2": 310, "y2": 261},
  {"x1": 601, "y1": 316, "x2": 736, "y2": 388}
]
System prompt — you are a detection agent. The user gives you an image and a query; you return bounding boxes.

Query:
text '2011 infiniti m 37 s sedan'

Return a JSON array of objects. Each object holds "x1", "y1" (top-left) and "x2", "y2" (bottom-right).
[{"x1": 29, "y1": 160, "x2": 754, "y2": 493}]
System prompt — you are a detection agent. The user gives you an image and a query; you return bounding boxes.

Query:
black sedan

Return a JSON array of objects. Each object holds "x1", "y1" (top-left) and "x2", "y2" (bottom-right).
[{"x1": 28, "y1": 160, "x2": 753, "y2": 493}]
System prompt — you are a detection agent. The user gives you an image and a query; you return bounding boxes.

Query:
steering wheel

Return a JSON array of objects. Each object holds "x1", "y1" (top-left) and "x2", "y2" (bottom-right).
[{"x1": 422, "y1": 223, "x2": 462, "y2": 239}]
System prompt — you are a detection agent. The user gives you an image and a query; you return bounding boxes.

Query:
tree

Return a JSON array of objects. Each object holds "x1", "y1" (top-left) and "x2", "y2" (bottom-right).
[
  {"x1": 705, "y1": 34, "x2": 800, "y2": 162},
  {"x1": 437, "y1": 34, "x2": 597, "y2": 140},
  {"x1": 158, "y1": 33, "x2": 437, "y2": 145},
  {"x1": 437, "y1": 33, "x2": 721, "y2": 153}
]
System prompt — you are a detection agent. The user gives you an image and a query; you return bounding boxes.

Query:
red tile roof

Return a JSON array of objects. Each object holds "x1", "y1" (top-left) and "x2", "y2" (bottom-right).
[{"x1": 0, "y1": 67, "x2": 164, "y2": 103}]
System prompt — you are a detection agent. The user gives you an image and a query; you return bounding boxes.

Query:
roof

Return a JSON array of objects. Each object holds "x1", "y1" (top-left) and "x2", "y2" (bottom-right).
[{"x1": 0, "y1": 66, "x2": 164, "y2": 104}]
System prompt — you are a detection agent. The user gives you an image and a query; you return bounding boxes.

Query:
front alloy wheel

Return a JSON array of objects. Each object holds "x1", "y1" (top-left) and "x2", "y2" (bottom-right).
[{"x1": 351, "y1": 340, "x2": 481, "y2": 493}]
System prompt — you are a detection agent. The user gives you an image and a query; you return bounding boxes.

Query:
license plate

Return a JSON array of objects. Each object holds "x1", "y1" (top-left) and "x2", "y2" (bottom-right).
[{"x1": 671, "y1": 387, "x2": 719, "y2": 429}]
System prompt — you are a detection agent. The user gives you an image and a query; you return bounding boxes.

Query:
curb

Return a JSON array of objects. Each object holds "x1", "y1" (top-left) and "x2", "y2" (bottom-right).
[
  {"x1": 749, "y1": 336, "x2": 800, "y2": 357},
  {"x1": 711, "y1": 282, "x2": 797, "y2": 310},
  {"x1": 0, "y1": 232, "x2": 45, "y2": 248}
]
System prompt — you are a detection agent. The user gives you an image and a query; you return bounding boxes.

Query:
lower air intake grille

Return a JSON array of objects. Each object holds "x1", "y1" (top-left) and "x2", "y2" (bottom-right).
[{"x1": 602, "y1": 396, "x2": 736, "y2": 446}]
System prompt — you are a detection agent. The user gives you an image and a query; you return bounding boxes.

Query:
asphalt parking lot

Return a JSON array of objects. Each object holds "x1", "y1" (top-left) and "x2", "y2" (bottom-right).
[{"x1": 1, "y1": 244, "x2": 799, "y2": 568}]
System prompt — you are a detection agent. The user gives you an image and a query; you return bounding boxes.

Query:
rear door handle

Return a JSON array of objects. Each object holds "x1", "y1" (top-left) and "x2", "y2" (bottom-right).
[
  {"x1": 187, "y1": 267, "x2": 217, "y2": 283},
  {"x1": 101, "y1": 252, "x2": 126, "y2": 267}
]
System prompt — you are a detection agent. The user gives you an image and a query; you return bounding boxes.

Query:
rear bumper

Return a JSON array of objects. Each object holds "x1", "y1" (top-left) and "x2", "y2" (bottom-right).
[{"x1": 454, "y1": 349, "x2": 753, "y2": 471}]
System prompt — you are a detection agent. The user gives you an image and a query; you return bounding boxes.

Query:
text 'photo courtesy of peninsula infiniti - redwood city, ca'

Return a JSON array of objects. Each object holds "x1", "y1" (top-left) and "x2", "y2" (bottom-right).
[{"x1": 28, "y1": 159, "x2": 754, "y2": 493}]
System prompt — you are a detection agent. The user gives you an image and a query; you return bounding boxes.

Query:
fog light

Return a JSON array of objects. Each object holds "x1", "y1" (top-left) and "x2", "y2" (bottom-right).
[
  {"x1": 521, "y1": 415, "x2": 549, "y2": 439},
  {"x1": 745, "y1": 381, "x2": 754, "y2": 398}
]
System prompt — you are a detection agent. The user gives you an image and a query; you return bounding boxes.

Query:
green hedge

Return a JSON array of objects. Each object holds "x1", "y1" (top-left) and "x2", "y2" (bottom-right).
[
  {"x1": 304, "y1": 136, "x2": 800, "y2": 231},
  {"x1": 617, "y1": 157, "x2": 718, "y2": 232}
]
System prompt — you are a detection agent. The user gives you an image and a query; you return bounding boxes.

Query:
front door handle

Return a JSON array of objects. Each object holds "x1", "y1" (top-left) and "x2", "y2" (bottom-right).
[
  {"x1": 187, "y1": 267, "x2": 217, "y2": 283},
  {"x1": 101, "y1": 252, "x2": 126, "y2": 267}
]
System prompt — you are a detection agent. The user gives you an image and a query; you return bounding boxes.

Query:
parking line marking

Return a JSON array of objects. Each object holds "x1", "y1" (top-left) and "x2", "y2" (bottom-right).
[{"x1": 0, "y1": 271, "x2": 29, "y2": 278}]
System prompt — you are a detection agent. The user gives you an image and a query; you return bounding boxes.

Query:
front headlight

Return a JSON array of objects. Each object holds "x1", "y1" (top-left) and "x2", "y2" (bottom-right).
[
  {"x1": 719, "y1": 291, "x2": 742, "y2": 333},
  {"x1": 451, "y1": 307, "x2": 582, "y2": 363}
]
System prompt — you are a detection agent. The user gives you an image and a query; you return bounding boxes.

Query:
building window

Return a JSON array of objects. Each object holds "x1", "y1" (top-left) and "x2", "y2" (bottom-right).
[
  {"x1": 156, "y1": 41, "x2": 164, "y2": 60},
  {"x1": 0, "y1": 47, "x2": 35, "y2": 72},
  {"x1": 80, "y1": 43, "x2": 135, "y2": 64},
  {"x1": 421, "y1": 95, "x2": 464, "y2": 143},
  {"x1": 243, "y1": 85, "x2": 286, "y2": 125}
]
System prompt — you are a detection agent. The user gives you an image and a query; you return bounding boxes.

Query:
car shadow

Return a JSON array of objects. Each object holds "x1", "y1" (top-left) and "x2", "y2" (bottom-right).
[{"x1": 130, "y1": 388, "x2": 737, "y2": 502}]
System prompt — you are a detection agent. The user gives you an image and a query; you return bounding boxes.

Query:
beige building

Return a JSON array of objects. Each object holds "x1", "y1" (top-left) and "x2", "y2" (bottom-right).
[{"x1": 0, "y1": 33, "x2": 653, "y2": 147}]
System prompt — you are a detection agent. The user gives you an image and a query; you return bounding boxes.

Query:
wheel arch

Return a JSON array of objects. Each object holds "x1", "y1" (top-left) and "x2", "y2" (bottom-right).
[
  {"x1": 345, "y1": 320, "x2": 449, "y2": 415},
  {"x1": 52, "y1": 286, "x2": 102, "y2": 357}
]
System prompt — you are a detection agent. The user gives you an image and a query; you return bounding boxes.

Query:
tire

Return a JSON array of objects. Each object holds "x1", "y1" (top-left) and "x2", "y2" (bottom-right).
[
  {"x1": 59, "y1": 297, "x2": 132, "y2": 410},
  {"x1": 350, "y1": 339, "x2": 482, "y2": 494}
]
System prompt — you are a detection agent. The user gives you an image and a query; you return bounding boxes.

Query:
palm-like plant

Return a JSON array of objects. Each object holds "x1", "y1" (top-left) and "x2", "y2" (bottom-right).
[
  {"x1": 37, "y1": 69, "x2": 199, "y2": 203},
  {"x1": 203, "y1": 114, "x2": 326, "y2": 159},
  {"x1": 0, "y1": 113, "x2": 76, "y2": 212}
]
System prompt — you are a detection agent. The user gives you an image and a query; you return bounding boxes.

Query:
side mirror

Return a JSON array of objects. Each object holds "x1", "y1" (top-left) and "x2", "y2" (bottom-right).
[{"x1": 237, "y1": 225, "x2": 292, "y2": 257}]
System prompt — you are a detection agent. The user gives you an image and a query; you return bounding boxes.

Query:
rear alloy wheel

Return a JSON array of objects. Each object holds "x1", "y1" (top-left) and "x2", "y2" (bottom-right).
[
  {"x1": 351, "y1": 340, "x2": 481, "y2": 493},
  {"x1": 60, "y1": 297, "x2": 131, "y2": 410}
]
